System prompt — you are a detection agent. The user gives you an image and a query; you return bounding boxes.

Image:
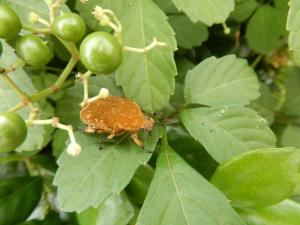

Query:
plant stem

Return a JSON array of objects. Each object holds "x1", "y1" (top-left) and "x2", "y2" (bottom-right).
[
  {"x1": 5, "y1": 28, "x2": 79, "y2": 112},
  {"x1": 0, "y1": 151, "x2": 38, "y2": 163},
  {"x1": 251, "y1": 54, "x2": 263, "y2": 68},
  {"x1": 0, "y1": 60, "x2": 32, "y2": 106},
  {"x1": 1, "y1": 73, "x2": 30, "y2": 100},
  {"x1": 9, "y1": 56, "x2": 78, "y2": 111},
  {"x1": 22, "y1": 23, "x2": 52, "y2": 34}
]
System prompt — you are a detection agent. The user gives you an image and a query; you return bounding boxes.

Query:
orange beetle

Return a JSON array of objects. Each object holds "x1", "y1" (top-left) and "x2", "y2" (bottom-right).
[{"x1": 80, "y1": 96, "x2": 154, "y2": 147}]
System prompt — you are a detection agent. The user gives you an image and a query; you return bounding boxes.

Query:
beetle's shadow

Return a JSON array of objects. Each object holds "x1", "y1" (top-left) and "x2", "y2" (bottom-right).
[{"x1": 76, "y1": 126, "x2": 154, "y2": 153}]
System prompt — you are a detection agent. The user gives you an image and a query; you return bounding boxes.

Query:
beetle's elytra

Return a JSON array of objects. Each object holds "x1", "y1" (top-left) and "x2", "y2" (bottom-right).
[{"x1": 80, "y1": 96, "x2": 154, "y2": 147}]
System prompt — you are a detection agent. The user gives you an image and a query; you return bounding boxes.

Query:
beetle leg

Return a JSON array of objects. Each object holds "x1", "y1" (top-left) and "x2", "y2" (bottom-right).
[
  {"x1": 107, "y1": 133, "x2": 116, "y2": 139},
  {"x1": 107, "y1": 122, "x2": 120, "y2": 139},
  {"x1": 131, "y1": 132, "x2": 143, "y2": 147}
]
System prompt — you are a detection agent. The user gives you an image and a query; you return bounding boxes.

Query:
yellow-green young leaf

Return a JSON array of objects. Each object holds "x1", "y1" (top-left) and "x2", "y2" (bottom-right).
[
  {"x1": 211, "y1": 148, "x2": 300, "y2": 208},
  {"x1": 180, "y1": 106, "x2": 276, "y2": 163},
  {"x1": 53, "y1": 126, "x2": 162, "y2": 212},
  {"x1": 77, "y1": 192, "x2": 135, "y2": 225},
  {"x1": 0, "y1": 176, "x2": 43, "y2": 225},
  {"x1": 137, "y1": 143, "x2": 246, "y2": 225},
  {"x1": 246, "y1": 5, "x2": 281, "y2": 54},
  {"x1": 115, "y1": 0, "x2": 177, "y2": 113},
  {"x1": 238, "y1": 200, "x2": 300, "y2": 225},
  {"x1": 168, "y1": 15, "x2": 208, "y2": 49},
  {"x1": 171, "y1": 0, "x2": 234, "y2": 26},
  {"x1": 184, "y1": 55, "x2": 260, "y2": 107},
  {"x1": 0, "y1": 40, "x2": 47, "y2": 151},
  {"x1": 287, "y1": 0, "x2": 300, "y2": 66},
  {"x1": 292, "y1": 174, "x2": 300, "y2": 196}
]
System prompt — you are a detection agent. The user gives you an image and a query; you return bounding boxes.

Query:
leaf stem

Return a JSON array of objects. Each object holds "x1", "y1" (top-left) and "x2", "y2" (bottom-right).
[
  {"x1": 0, "y1": 60, "x2": 32, "y2": 105},
  {"x1": 123, "y1": 37, "x2": 168, "y2": 53},
  {"x1": 0, "y1": 151, "x2": 38, "y2": 163},
  {"x1": 251, "y1": 54, "x2": 263, "y2": 68},
  {"x1": 8, "y1": 33, "x2": 79, "y2": 112},
  {"x1": 1, "y1": 73, "x2": 30, "y2": 100},
  {"x1": 22, "y1": 23, "x2": 52, "y2": 34},
  {"x1": 162, "y1": 125, "x2": 168, "y2": 147}
]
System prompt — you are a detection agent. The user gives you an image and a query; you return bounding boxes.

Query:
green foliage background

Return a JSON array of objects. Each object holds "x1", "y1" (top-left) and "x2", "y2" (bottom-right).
[{"x1": 1, "y1": 0, "x2": 300, "y2": 224}]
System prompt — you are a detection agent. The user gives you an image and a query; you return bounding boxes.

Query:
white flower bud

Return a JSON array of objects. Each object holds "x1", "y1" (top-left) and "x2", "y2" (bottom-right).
[
  {"x1": 99, "y1": 88, "x2": 109, "y2": 99},
  {"x1": 28, "y1": 12, "x2": 40, "y2": 24},
  {"x1": 67, "y1": 142, "x2": 81, "y2": 156}
]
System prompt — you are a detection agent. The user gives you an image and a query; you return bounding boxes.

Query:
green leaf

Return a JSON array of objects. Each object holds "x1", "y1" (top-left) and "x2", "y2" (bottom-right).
[
  {"x1": 292, "y1": 174, "x2": 300, "y2": 196},
  {"x1": 230, "y1": 0, "x2": 257, "y2": 22},
  {"x1": 51, "y1": 36, "x2": 71, "y2": 62},
  {"x1": 0, "y1": 162, "x2": 28, "y2": 181},
  {"x1": 282, "y1": 68, "x2": 300, "y2": 116},
  {"x1": 77, "y1": 192, "x2": 135, "y2": 225},
  {"x1": 184, "y1": 55, "x2": 260, "y2": 107},
  {"x1": 211, "y1": 148, "x2": 300, "y2": 208},
  {"x1": 168, "y1": 15, "x2": 208, "y2": 49},
  {"x1": 20, "y1": 211, "x2": 64, "y2": 225},
  {"x1": 246, "y1": 5, "x2": 281, "y2": 54},
  {"x1": 136, "y1": 141, "x2": 246, "y2": 225},
  {"x1": 0, "y1": 40, "x2": 46, "y2": 151},
  {"x1": 0, "y1": 176, "x2": 43, "y2": 225},
  {"x1": 30, "y1": 72, "x2": 64, "y2": 101},
  {"x1": 56, "y1": 75, "x2": 123, "y2": 127},
  {"x1": 19, "y1": 220, "x2": 42, "y2": 225},
  {"x1": 115, "y1": 0, "x2": 177, "y2": 113},
  {"x1": 287, "y1": 0, "x2": 300, "y2": 66},
  {"x1": 274, "y1": 0, "x2": 289, "y2": 36},
  {"x1": 126, "y1": 164, "x2": 154, "y2": 205},
  {"x1": 0, "y1": 0, "x2": 70, "y2": 28},
  {"x1": 180, "y1": 106, "x2": 276, "y2": 163},
  {"x1": 175, "y1": 57, "x2": 194, "y2": 83},
  {"x1": 279, "y1": 125, "x2": 300, "y2": 148},
  {"x1": 153, "y1": 0, "x2": 178, "y2": 14},
  {"x1": 238, "y1": 200, "x2": 300, "y2": 225},
  {"x1": 249, "y1": 83, "x2": 277, "y2": 125},
  {"x1": 75, "y1": 0, "x2": 128, "y2": 31},
  {"x1": 169, "y1": 82, "x2": 184, "y2": 111},
  {"x1": 52, "y1": 129, "x2": 68, "y2": 159},
  {"x1": 167, "y1": 124, "x2": 218, "y2": 179},
  {"x1": 171, "y1": 0, "x2": 234, "y2": 26},
  {"x1": 53, "y1": 126, "x2": 162, "y2": 212}
]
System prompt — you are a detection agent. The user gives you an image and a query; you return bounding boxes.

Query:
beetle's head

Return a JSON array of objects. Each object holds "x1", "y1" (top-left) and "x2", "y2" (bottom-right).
[{"x1": 142, "y1": 117, "x2": 154, "y2": 131}]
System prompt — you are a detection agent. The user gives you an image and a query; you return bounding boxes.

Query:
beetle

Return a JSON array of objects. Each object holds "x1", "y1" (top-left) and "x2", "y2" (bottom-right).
[{"x1": 79, "y1": 96, "x2": 154, "y2": 147}]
